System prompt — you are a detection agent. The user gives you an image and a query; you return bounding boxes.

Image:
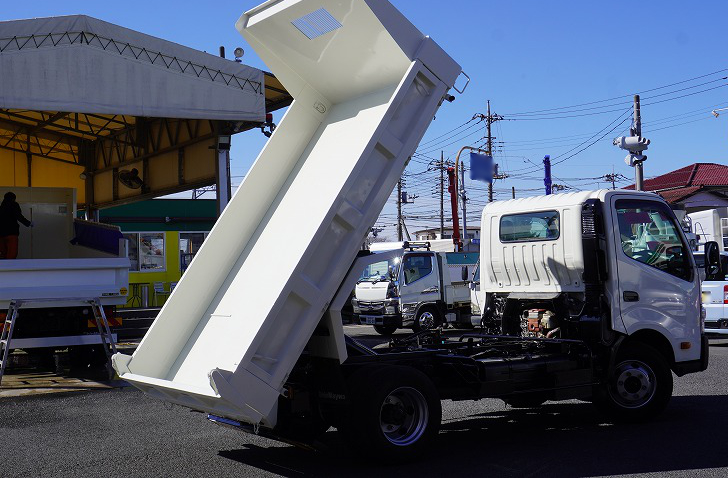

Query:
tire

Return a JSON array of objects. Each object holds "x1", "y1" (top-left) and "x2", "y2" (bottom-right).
[
  {"x1": 504, "y1": 395, "x2": 546, "y2": 408},
  {"x1": 373, "y1": 324, "x2": 398, "y2": 336},
  {"x1": 593, "y1": 343, "x2": 673, "y2": 422},
  {"x1": 342, "y1": 365, "x2": 441, "y2": 462},
  {"x1": 412, "y1": 306, "x2": 441, "y2": 333}
]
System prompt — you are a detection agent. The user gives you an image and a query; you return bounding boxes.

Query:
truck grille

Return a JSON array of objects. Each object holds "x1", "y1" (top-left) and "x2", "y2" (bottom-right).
[{"x1": 358, "y1": 301, "x2": 385, "y2": 312}]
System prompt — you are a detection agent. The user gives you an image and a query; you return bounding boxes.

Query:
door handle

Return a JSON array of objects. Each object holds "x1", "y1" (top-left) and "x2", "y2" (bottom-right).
[
  {"x1": 421, "y1": 286, "x2": 439, "y2": 294},
  {"x1": 623, "y1": 291, "x2": 639, "y2": 302}
]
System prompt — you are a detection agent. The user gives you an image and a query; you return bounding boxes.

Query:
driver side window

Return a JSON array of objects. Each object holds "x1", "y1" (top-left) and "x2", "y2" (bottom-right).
[
  {"x1": 402, "y1": 254, "x2": 433, "y2": 285},
  {"x1": 615, "y1": 199, "x2": 692, "y2": 282}
]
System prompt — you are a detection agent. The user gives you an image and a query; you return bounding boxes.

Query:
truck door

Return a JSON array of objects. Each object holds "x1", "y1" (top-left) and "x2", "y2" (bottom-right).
[
  {"x1": 400, "y1": 252, "x2": 440, "y2": 304},
  {"x1": 610, "y1": 196, "x2": 700, "y2": 359}
]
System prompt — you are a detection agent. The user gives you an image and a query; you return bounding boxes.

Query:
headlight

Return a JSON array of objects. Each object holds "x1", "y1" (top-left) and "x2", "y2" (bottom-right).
[
  {"x1": 385, "y1": 306, "x2": 396, "y2": 315},
  {"x1": 401, "y1": 303, "x2": 416, "y2": 313}
]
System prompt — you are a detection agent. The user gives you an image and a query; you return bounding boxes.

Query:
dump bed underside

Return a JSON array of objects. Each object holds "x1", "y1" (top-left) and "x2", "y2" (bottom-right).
[{"x1": 114, "y1": 0, "x2": 461, "y2": 426}]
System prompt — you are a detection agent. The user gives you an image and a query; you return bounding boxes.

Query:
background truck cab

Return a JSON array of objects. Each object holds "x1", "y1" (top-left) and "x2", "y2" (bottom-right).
[{"x1": 352, "y1": 242, "x2": 477, "y2": 334}]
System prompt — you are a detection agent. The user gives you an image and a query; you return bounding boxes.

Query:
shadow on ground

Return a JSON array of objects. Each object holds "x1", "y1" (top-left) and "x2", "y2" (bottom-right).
[{"x1": 218, "y1": 394, "x2": 728, "y2": 477}]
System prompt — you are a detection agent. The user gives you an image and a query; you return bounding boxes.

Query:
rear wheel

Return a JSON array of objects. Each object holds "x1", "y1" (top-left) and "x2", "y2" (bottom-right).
[
  {"x1": 342, "y1": 366, "x2": 441, "y2": 462},
  {"x1": 412, "y1": 306, "x2": 441, "y2": 332},
  {"x1": 373, "y1": 324, "x2": 398, "y2": 336},
  {"x1": 594, "y1": 343, "x2": 673, "y2": 422}
]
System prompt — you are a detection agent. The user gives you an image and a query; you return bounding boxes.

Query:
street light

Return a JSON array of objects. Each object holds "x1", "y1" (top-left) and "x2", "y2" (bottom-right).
[{"x1": 712, "y1": 107, "x2": 728, "y2": 118}]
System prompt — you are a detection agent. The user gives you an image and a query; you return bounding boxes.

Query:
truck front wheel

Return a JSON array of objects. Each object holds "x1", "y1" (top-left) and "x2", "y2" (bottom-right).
[
  {"x1": 343, "y1": 366, "x2": 441, "y2": 462},
  {"x1": 373, "y1": 324, "x2": 397, "y2": 336},
  {"x1": 412, "y1": 307, "x2": 440, "y2": 332},
  {"x1": 594, "y1": 343, "x2": 673, "y2": 422}
]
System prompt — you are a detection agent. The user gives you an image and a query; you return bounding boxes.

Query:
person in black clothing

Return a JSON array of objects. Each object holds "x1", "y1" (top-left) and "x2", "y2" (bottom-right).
[{"x1": 0, "y1": 192, "x2": 32, "y2": 259}]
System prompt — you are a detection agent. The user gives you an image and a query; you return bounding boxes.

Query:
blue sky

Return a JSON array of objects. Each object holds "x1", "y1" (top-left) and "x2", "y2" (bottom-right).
[{"x1": 3, "y1": 1, "x2": 727, "y2": 239}]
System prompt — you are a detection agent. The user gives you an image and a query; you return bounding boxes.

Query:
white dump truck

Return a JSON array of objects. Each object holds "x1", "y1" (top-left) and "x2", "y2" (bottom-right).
[
  {"x1": 353, "y1": 242, "x2": 478, "y2": 334},
  {"x1": 113, "y1": 0, "x2": 714, "y2": 462}
]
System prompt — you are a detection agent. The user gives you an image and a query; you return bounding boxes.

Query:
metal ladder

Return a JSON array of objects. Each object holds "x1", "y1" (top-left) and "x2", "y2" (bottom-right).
[
  {"x1": 0, "y1": 300, "x2": 21, "y2": 387},
  {"x1": 88, "y1": 298, "x2": 118, "y2": 380},
  {"x1": 0, "y1": 298, "x2": 118, "y2": 387}
]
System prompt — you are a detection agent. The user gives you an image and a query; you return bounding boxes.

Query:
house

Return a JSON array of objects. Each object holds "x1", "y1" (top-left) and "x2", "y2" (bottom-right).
[
  {"x1": 625, "y1": 163, "x2": 728, "y2": 251},
  {"x1": 625, "y1": 163, "x2": 728, "y2": 211},
  {"x1": 414, "y1": 225, "x2": 481, "y2": 241}
]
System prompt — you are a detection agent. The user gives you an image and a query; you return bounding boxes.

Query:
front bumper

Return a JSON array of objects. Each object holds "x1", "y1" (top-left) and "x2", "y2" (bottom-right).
[
  {"x1": 356, "y1": 313, "x2": 402, "y2": 327},
  {"x1": 705, "y1": 319, "x2": 728, "y2": 336},
  {"x1": 673, "y1": 334, "x2": 709, "y2": 377},
  {"x1": 353, "y1": 298, "x2": 401, "y2": 327}
]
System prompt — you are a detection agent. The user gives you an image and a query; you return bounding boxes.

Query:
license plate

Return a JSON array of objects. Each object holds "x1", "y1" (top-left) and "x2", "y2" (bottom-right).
[{"x1": 362, "y1": 316, "x2": 377, "y2": 325}]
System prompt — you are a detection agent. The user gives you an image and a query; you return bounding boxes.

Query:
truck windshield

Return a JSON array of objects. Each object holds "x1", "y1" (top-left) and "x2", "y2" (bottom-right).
[
  {"x1": 616, "y1": 199, "x2": 692, "y2": 281},
  {"x1": 359, "y1": 258, "x2": 399, "y2": 283}
]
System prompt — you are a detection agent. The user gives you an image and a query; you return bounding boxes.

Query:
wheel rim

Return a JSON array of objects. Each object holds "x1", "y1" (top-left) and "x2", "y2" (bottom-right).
[
  {"x1": 418, "y1": 311, "x2": 435, "y2": 329},
  {"x1": 609, "y1": 359, "x2": 657, "y2": 409},
  {"x1": 379, "y1": 386, "x2": 429, "y2": 446}
]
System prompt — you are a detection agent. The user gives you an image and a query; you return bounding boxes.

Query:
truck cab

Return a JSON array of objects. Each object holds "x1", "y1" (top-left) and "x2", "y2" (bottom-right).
[
  {"x1": 478, "y1": 190, "x2": 708, "y2": 375},
  {"x1": 352, "y1": 242, "x2": 476, "y2": 334}
]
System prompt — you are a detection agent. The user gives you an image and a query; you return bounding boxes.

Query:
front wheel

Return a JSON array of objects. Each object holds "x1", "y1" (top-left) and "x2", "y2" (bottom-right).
[
  {"x1": 412, "y1": 306, "x2": 441, "y2": 333},
  {"x1": 342, "y1": 366, "x2": 441, "y2": 462},
  {"x1": 593, "y1": 343, "x2": 673, "y2": 422},
  {"x1": 373, "y1": 324, "x2": 398, "y2": 336}
]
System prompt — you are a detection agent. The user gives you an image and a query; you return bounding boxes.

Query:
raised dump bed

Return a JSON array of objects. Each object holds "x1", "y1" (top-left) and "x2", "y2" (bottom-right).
[{"x1": 113, "y1": 0, "x2": 461, "y2": 427}]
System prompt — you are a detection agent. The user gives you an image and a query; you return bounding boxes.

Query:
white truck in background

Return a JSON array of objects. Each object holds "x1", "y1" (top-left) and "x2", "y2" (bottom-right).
[
  {"x1": 113, "y1": 0, "x2": 714, "y2": 462},
  {"x1": 693, "y1": 250, "x2": 728, "y2": 336},
  {"x1": 353, "y1": 242, "x2": 478, "y2": 334},
  {"x1": 0, "y1": 186, "x2": 129, "y2": 371}
]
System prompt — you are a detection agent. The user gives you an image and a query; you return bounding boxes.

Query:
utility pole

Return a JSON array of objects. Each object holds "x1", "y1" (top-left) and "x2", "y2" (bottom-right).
[
  {"x1": 603, "y1": 171, "x2": 628, "y2": 189},
  {"x1": 487, "y1": 101, "x2": 494, "y2": 203},
  {"x1": 483, "y1": 100, "x2": 504, "y2": 202},
  {"x1": 397, "y1": 177, "x2": 403, "y2": 241},
  {"x1": 461, "y1": 164, "x2": 468, "y2": 244},
  {"x1": 632, "y1": 95, "x2": 644, "y2": 191},
  {"x1": 614, "y1": 95, "x2": 649, "y2": 190},
  {"x1": 512, "y1": 186, "x2": 515, "y2": 199},
  {"x1": 439, "y1": 151, "x2": 445, "y2": 238}
]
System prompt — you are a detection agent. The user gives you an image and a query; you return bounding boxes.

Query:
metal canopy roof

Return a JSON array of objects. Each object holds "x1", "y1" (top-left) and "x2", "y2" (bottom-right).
[
  {"x1": 0, "y1": 15, "x2": 265, "y2": 120},
  {"x1": 0, "y1": 15, "x2": 292, "y2": 210}
]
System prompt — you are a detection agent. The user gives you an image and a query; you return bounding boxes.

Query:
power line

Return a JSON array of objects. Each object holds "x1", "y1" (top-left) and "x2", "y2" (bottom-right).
[{"x1": 503, "y1": 68, "x2": 728, "y2": 116}]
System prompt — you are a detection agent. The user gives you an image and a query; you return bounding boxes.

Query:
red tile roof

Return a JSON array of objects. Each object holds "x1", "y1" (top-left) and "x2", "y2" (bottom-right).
[{"x1": 625, "y1": 163, "x2": 728, "y2": 203}]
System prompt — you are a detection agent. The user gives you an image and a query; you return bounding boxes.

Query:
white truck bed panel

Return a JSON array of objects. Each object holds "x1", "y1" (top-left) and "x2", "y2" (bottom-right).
[
  {"x1": 114, "y1": 0, "x2": 460, "y2": 427},
  {"x1": 0, "y1": 258, "x2": 129, "y2": 308}
]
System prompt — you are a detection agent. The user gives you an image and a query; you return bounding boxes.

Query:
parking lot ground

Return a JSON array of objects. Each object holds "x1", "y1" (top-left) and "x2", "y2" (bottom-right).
[
  {"x1": 2, "y1": 330, "x2": 727, "y2": 477},
  {"x1": 0, "y1": 370, "x2": 128, "y2": 398},
  {"x1": 0, "y1": 340, "x2": 139, "y2": 398}
]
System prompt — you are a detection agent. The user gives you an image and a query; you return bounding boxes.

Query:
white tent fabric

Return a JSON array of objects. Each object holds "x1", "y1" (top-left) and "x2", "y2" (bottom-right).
[{"x1": 0, "y1": 15, "x2": 265, "y2": 121}]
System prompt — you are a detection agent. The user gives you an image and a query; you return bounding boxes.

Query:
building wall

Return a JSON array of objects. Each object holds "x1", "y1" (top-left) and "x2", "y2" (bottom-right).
[{"x1": 100, "y1": 199, "x2": 216, "y2": 307}]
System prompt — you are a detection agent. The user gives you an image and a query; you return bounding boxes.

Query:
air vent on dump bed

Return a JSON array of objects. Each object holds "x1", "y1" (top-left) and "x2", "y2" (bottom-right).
[{"x1": 291, "y1": 8, "x2": 342, "y2": 39}]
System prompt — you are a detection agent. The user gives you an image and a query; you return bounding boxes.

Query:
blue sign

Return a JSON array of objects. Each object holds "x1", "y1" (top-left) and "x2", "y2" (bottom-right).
[{"x1": 469, "y1": 152, "x2": 493, "y2": 183}]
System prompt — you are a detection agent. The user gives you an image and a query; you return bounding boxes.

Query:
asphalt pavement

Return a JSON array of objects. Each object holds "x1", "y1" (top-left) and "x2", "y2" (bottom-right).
[{"x1": 2, "y1": 326, "x2": 728, "y2": 478}]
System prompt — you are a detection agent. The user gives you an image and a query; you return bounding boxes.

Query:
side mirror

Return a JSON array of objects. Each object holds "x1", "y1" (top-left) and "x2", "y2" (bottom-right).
[
  {"x1": 461, "y1": 266, "x2": 468, "y2": 281},
  {"x1": 705, "y1": 241, "x2": 722, "y2": 277},
  {"x1": 388, "y1": 265, "x2": 395, "y2": 279}
]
